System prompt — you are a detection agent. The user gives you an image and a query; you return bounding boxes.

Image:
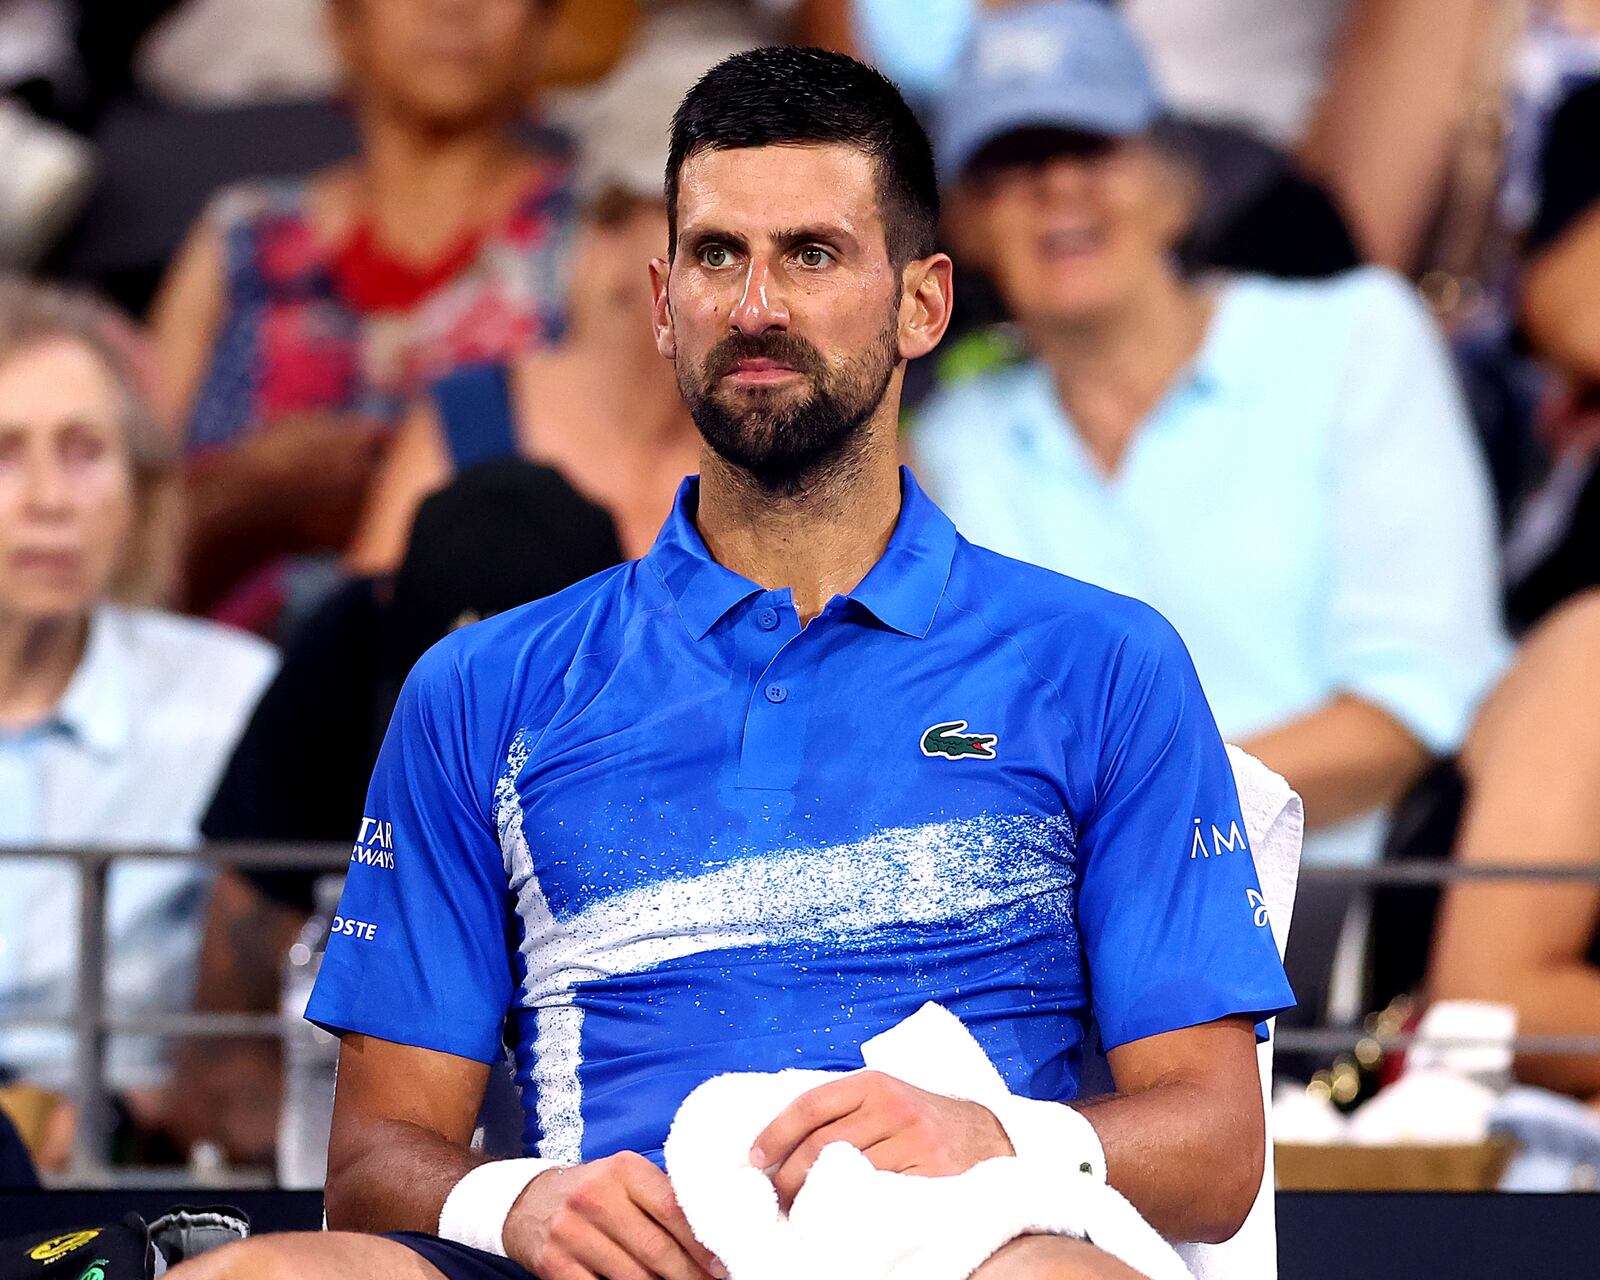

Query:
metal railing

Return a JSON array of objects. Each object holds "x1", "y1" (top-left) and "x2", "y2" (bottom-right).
[
  {"x1": 3, "y1": 845, "x2": 1599, "y2": 1186},
  {"x1": 0, "y1": 844, "x2": 348, "y2": 1186}
]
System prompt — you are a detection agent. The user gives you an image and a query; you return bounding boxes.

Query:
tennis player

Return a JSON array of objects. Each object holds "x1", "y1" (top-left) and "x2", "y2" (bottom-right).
[{"x1": 177, "y1": 47, "x2": 1293, "y2": 1280}]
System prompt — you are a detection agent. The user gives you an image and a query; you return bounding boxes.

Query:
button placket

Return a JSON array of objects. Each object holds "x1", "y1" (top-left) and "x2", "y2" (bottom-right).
[{"x1": 737, "y1": 617, "x2": 817, "y2": 790}]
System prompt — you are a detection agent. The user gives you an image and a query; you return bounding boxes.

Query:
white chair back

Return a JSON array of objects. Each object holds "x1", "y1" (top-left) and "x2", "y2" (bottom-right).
[{"x1": 1080, "y1": 747, "x2": 1303, "y2": 1280}]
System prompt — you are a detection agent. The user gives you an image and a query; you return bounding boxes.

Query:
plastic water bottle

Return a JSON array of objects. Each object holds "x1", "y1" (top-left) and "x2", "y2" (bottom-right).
[{"x1": 277, "y1": 875, "x2": 345, "y2": 1189}]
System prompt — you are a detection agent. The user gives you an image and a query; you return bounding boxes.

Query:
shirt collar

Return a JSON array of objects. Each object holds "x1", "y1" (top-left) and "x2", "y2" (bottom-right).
[
  {"x1": 646, "y1": 468, "x2": 959, "y2": 641},
  {"x1": 54, "y1": 606, "x2": 134, "y2": 758},
  {"x1": 1007, "y1": 280, "x2": 1246, "y2": 461},
  {"x1": 845, "y1": 468, "x2": 959, "y2": 637}
]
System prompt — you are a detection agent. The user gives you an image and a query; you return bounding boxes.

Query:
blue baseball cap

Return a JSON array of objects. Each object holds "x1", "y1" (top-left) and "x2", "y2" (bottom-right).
[{"x1": 934, "y1": 1, "x2": 1166, "y2": 182}]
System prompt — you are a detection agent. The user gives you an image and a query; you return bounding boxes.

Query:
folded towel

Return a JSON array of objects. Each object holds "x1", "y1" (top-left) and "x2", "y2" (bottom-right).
[{"x1": 664, "y1": 1002, "x2": 1192, "y2": 1280}]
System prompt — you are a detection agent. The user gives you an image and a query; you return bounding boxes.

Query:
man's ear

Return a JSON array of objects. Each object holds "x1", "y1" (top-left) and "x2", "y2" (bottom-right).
[
  {"x1": 897, "y1": 252, "x2": 955, "y2": 362},
  {"x1": 649, "y1": 257, "x2": 676, "y2": 361}
]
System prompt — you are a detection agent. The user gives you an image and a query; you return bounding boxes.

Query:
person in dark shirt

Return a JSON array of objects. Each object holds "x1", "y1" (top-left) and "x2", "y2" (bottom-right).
[
  {"x1": 163, "y1": 459, "x2": 621, "y2": 1163},
  {"x1": 0, "y1": 1105, "x2": 39, "y2": 1188}
]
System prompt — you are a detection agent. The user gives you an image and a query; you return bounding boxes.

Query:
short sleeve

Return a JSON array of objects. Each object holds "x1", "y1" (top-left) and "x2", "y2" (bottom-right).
[
  {"x1": 305, "y1": 641, "x2": 514, "y2": 1063},
  {"x1": 1075, "y1": 615, "x2": 1295, "y2": 1051},
  {"x1": 1326, "y1": 270, "x2": 1511, "y2": 752}
]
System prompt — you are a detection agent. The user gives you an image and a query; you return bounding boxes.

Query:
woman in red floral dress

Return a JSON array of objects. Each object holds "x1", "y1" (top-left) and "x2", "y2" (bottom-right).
[{"x1": 151, "y1": 0, "x2": 573, "y2": 624}]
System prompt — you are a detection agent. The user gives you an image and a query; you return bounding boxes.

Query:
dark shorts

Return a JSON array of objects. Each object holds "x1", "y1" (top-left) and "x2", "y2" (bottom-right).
[{"x1": 385, "y1": 1232, "x2": 534, "y2": 1279}]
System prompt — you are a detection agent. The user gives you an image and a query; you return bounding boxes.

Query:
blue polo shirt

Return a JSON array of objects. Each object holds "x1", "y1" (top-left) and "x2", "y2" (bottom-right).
[{"x1": 308, "y1": 469, "x2": 1293, "y2": 1166}]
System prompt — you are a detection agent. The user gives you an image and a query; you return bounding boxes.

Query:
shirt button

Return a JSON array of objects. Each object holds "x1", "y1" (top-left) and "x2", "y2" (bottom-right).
[
  {"x1": 765, "y1": 683, "x2": 788, "y2": 704},
  {"x1": 756, "y1": 607, "x2": 780, "y2": 631}
]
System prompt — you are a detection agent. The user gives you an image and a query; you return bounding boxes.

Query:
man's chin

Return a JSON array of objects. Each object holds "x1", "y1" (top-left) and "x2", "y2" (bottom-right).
[{"x1": 711, "y1": 378, "x2": 812, "y2": 411}]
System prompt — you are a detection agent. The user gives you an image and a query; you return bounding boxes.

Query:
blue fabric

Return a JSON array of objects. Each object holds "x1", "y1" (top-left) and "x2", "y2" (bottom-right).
[
  {"x1": 385, "y1": 1233, "x2": 532, "y2": 1278},
  {"x1": 432, "y1": 362, "x2": 520, "y2": 471},
  {"x1": 855, "y1": 0, "x2": 977, "y2": 102},
  {"x1": 308, "y1": 469, "x2": 1293, "y2": 1167},
  {"x1": 911, "y1": 268, "x2": 1512, "y2": 866},
  {"x1": 932, "y1": 0, "x2": 1165, "y2": 179}
]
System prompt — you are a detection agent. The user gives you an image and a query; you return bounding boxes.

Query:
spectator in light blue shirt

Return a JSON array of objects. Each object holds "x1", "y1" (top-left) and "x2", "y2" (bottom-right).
[
  {"x1": 0, "y1": 279, "x2": 276, "y2": 1168},
  {"x1": 910, "y1": 1, "x2": 1510, "y2": 882}
]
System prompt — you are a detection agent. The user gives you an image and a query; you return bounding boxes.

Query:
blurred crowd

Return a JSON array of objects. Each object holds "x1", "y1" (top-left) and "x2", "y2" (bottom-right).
[{"x1": 0, "y1": 0, "x2": 1598, "y2": 1181}]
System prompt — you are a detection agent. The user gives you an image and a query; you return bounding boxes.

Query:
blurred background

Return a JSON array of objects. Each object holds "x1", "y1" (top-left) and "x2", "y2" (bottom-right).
[{"x1": 1, "y1": 0, "x2": 1598, "y2": 1206}]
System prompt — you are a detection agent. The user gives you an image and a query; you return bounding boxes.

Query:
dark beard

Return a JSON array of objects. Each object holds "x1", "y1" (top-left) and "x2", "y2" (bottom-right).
[{"x1": 678, "y1": 322, "x2": 899, "y2": 497}]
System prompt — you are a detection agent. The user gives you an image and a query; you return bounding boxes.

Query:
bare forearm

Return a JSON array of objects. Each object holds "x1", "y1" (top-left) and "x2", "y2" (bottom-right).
[
  {"x1": 1435, "y1": 961, "x2": 1600, "y2": 1098},
  {"x1": 325, "y1": 1116, "x2": 487, "y2": 1233},
  {"x1": 1074, "y1": 1080, "x2": 1262, "y2": 1244},
  {"x1": 164, "y1": 872, "x2": 307, "y2": 1159},
  {"x1": 1240, "y1": 694, "x2": 1428, "y2": 828},
  {"x1": 193, "y1": 870, "x2": 308, "y2": 1014},
  {"x1": 1298, "y1": 0, "x2": 1490, "y2": 269}
]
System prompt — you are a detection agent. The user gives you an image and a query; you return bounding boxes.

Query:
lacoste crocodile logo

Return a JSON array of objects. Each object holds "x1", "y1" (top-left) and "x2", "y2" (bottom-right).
[{"x1": 920, "y1": 720, "x2": 999, "y2": 760}]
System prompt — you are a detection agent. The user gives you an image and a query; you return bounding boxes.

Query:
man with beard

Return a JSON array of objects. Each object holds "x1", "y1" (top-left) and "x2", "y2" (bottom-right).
[{"x1": 174, "y1": 48, "x2": 1292, "y2": 1280}]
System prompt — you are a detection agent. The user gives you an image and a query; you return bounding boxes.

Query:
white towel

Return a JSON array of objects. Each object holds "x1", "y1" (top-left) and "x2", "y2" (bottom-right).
[{"x1": 665, "y1": 1003, "x2": 1193, "y2": 1280}]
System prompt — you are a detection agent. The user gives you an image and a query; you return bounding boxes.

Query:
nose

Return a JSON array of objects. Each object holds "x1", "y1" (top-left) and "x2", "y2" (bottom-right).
[
  {"x1": 22, "y1": 445, "x2": 73, "y2": 518},
  {"x1": 729, "y1": 257, "x2": 790, "y2": 336},
  {"x1": 1037, "y1": 154, "x2": 1092, "y2": 203}
]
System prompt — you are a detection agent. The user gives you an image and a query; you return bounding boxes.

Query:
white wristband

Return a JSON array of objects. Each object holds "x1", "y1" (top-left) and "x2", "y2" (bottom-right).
[
  {"x1": 439, "y1": 1157, "x2": 562, "y2": 1257},
  {"x1": 986, "y1": 1094, "x2": 1107, "y2": 1182}
]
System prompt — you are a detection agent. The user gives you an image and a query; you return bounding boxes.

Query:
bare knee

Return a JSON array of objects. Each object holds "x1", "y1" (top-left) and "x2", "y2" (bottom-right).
[
  {"x1": 167, "y1": 1233, "x2": 362, "y2": 1280},
  {"x1": 166, "y1": 1236, "x2": 299, "y2": 1280},
  {"x1": 974, "y1": 1234, "x2": 1146, "y2": 1280},
  {"x1": 167, "y1": 1232, "x2": 441, "y2": 1280}
]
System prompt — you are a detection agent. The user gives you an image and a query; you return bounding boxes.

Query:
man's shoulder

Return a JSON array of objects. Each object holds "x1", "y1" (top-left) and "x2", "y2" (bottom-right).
[
  {"x1": 405, "y1": 559, "x2": 647, "y2": 709},
  {"x1": 944, "y1": 540, "x2": 1189, "y2": 679},
  {"x1": 96, "y1": 606, "x2": 279, "y2": 755},
  {"x1": 109, "y1": 605, "x2": 279, "y2": 697},
  {"x1": 1221, "y1": 266, "x2": 1429, "y2": 350}
]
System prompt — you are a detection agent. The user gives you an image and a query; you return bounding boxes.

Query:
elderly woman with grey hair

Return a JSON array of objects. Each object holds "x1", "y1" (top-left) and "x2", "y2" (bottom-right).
[{"x1": 0, "y1": 278, "x2": 277, "y2": 1170}]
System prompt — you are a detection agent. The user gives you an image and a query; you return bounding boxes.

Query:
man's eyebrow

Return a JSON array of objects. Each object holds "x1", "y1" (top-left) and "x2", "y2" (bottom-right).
[
  {"x1": 680, "y1": 227, "x2": 749, "y2": 255},
  {"x1": 773, "y1": 224, "x2": 859, "y2": 251},
  {"x1": 678, "y1": 224, "x2": 862, "y2": 257}
]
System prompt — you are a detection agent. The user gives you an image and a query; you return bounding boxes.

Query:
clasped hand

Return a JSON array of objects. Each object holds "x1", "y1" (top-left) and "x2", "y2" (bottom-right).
[
  {"x1": 750, "y1": 1070, "x2": 1015, "y2": 1211},
  {"x1": 505, "y1": 1072, "x2": 1012, "y2": 1279}
]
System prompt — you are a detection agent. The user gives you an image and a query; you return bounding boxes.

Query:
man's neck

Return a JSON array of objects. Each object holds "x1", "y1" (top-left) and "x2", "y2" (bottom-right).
[
  {"x1": 1028, "y1": 271, "x2": 1213, "y2": 476},
  {"x1": 0, "y1": 612, "x2": 87, "y2": 730},
  {"x1": 695, "y1": 415, "x2": 904, "y2": 626}
]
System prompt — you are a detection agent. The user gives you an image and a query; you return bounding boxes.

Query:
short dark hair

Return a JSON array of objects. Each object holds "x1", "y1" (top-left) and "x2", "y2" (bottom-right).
[{"x1": 666, "y1": 47, "x2": 939, "y2": 267}]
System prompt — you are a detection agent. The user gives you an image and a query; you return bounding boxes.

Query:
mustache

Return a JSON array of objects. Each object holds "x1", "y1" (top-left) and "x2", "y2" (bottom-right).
[{"x1": 702, "y1": 330, "x2": 827, "y2": 381}]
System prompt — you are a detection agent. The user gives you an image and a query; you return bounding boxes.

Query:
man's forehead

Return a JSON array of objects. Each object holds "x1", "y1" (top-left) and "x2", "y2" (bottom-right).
[{"x1": 675, "y1": 143, "x2": 885, "y2": 240}]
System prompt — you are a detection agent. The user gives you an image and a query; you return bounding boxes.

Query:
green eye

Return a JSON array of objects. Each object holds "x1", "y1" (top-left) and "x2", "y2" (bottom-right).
[
  {"x1": 798, "y1": 247, "x2": 829, "y2": 267},
  {"x1": 700, "y1": 245, "x2": 731, "y2": 268}
]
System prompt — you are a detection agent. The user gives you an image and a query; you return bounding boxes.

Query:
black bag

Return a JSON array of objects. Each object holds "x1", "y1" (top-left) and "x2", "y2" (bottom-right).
[{"x1": 0, "y1": 1207, "x2": 248, "y2": 1280}]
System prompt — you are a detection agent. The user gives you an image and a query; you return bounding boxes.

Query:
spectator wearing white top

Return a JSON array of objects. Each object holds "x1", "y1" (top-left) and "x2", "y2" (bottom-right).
[
  {"x1": 914, "y1": 1, "x2": 1508, "y2": 860},
  {"x1": 908, "y1": 5, "x2": 1509, "y2": 1024},
  {"x1": 0, "y1": 278, "x2": 276, "y2": 1169}
]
